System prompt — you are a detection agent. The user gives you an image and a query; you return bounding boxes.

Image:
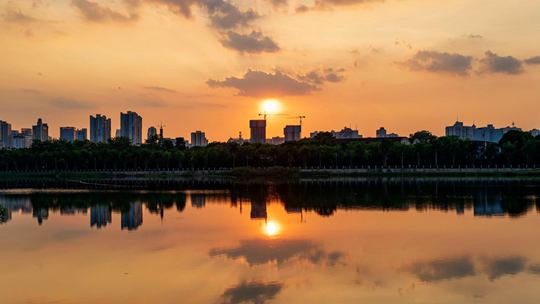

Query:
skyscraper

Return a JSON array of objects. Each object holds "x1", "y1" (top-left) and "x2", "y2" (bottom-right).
[
  {"x1": 60, "y1": 127, "x2": 76, "y2": 142},
  {"x1": 284, "y1": 125, "x2": 301, "y2": 142},
  {"x1": 0, "y1": 120, "x2": 11, "y2": 149},
  {"x1": 190, "y1": 131, "x2": 208, "y2": 147},
  {"x1": 76, "y1": 128, "x2": 87, "y2": 141},
  {"x1": 147, "y1": 126, "x2": 157, "y2": 142},
  {"x1": 89, "y1": 114, "x2": 111, "y2": 143},
  {"x1": 32, "y1": 118, "x2": 49, "y2": 142},
  {"x1": 121, "y1": 202, "x2": 143, "y2": 231},
  {"x1": 250, "y1": 119, "x2": 266, "y2": 144},
  {"x1": 120, "y1": 111, "x2": 142, "y2": 145}
]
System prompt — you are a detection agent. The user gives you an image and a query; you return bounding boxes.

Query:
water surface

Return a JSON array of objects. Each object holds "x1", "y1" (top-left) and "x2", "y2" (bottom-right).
[{"x1": 1, "y1": 181, "x2": 540, "y2": 303}]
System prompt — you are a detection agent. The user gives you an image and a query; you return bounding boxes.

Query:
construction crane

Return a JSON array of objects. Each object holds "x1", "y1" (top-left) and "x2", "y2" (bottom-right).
[{"x1": 287, "y1": 115, "x2": 306, "y2": 126}]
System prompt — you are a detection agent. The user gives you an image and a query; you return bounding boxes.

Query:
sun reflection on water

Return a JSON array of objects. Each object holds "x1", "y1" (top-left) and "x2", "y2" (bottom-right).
[{"x1": 263, "y1": 220, "x2": 281, "y2": 237}]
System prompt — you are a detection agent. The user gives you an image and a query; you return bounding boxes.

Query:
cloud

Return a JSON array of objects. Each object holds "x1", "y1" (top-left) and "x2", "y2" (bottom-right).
[
  {"x1": 295, "y1": 5, "x2": 310, "y2": 13},
  {"x1": 524, "y1": 56, "x2": 540, "y2": 65},
  {"x1": 49, "y1": 97, "x2": 93, "y2": 109},
  {"x1": 297, "y1": 0, "x2": 384, "y2": 12},
  {"x1": 529, "y1": 264, "x2": 540, "y2": 274},
  {"x1": 406, "y1": 256, "x2": 476, "y2": 282},
  {"x1": 300, "y1": 68, "x2": 345, "y2": 85},
  {"x1": 144, "y1": 86, "x2": 178, "y2": 93},
  {"x1": 478, "y1": 51, "x2": 523, "y2": 75},
  {"x1": 203, "y1": 0, "x2": 259, "y2": 30},
  {"x1": 207, "y1": 70, "x2": 317, "y2": 97},
  {"x1": 72, "y1": 0, "x2": 139, "y2": 22},
  {"x1": 402, "y1": 50, "x2": 473, "y2": 76},
  {"x1": 209, "y1": 239, "x2": 345, "y2": 266},
  {"x1": 220, "y1": 281, "x2": 283, "y2": 304},
  {"x1": 221, "y1": 31, "x2": 280, "y2": 54},
  {"x1": 267, "y1": 0, "x2": 288, "y2": 7},
  {"x1": 482, "y1": 256, "x2": 527, "y2": 280},
  {"x1": 1, "y1": 8, "x2": 40, "y2": 24}
]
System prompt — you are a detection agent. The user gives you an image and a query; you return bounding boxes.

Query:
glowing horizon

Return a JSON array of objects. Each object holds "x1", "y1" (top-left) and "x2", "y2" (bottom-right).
[{"x1": 1, "y1": 0, "x2": 539, "y2": 141}]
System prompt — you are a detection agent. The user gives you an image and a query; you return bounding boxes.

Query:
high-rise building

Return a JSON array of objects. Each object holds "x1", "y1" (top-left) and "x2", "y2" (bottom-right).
[
  {"x1": 147, "y1": 126, "x2": 157, "y2": 141},
  {"x1": 120, "y1": 111, "x2": 143, "y2": 145},
  {"x1": 250, "y1": 119, "x2": 266, "y2": 144},
  {"x1": 90, "y1": 114, "x2": 111, "y2": 143},
  {"x1": 445, "y1": 121, "x2": 521, "y2": 143},
  {"x1": 60, "y1": 127, "x2": 76, "y2": 142},
  {"x1": 76, "y1": 128, "x2": 87, "y2": 141},
  {"x1": 32, "y1": 118, "x2": 49, "y2": 142},
  {"x1": 190, "y1": 131, "x2": 208, "y2": 147},
  {"x1": 0, "y1": 120, "x2": 11, "y2": 149},
  {"x1": 284, "y1": 125, "x2": 301, "y2": 142}
]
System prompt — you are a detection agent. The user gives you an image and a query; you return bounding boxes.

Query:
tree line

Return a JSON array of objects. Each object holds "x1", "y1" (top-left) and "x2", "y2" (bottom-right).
[{"x1": 0, "y1": 130, "x2": 540, "y2": 171}]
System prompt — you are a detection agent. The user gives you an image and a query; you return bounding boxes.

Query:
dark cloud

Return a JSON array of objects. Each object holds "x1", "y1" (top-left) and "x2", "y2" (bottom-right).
[
  {"x1": 403, "y1": 50, "x2": 473, "y2": 76},
  {"x1": 406, "y1": 256, "x2": 476, "y2": 282},
  {"x1": 478, "y1": 51, "x2": 523, "y2": 75},
  {"x1": 220, "y1": 281, "x2": 283, "y2": 304},
  {"x1": 207, "y1": 70, "x2": 317, "y2": 97},
  {"x1": 144, "y1": 86, "x2": 178, "y2": 93},
  {"x1": 221, "y1": 31, "x2": 280, "y2": 54},
  {"x1": 209, "y1": 238, "x2": 345, "y2": 266},
  {"x1": 300, "y1": 68, "x2": 346, "y2": 85},
  {"x1": 483, "y1": 256, "x2": 527, "y2": 280},
  {"x1": 204, "y1": 0, "x2": 259, "y2": 30},
  {"x1": 524, "y1": 56, "x2": 540, "y2": 65},
  {"x1": 145, "y1": 0, "x2": 196, "y2": 18},
  {"x1": 72, "y1": 0, "x2": 139, "y2": 22}
]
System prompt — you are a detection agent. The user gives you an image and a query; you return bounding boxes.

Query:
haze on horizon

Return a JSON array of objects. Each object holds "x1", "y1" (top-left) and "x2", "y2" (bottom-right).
[{"x1": 1, "y1": 0, "x2": 539, "y2": 141}]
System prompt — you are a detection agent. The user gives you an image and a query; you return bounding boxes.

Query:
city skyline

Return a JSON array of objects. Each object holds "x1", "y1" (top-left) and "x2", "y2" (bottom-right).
[{"x1": 1, "y1": 0, "x2": 540, "y2": 140}]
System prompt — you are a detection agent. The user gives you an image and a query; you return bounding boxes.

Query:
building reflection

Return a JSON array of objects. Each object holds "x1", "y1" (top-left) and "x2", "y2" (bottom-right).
[
  {"x1": 1, "y1": 181, "x2": 540, "y2": 228},
  {"x1": 191, "y1": 194, "x2": 206, "y2": 209},
  {"x1": 90, "y1": 205, "x2": 112, "y2": 229},
  {"x1": 121, "y1": 201, "x2": 143, "y2": 231}
]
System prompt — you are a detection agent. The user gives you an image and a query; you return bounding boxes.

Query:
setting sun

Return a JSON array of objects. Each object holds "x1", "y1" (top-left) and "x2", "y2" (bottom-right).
[
  {"x1": 263, "y1": 220, "x2": 281, "y2": 237},
  {"x1": 260, "y1": 99, "x2": 282, "y2": 115}
]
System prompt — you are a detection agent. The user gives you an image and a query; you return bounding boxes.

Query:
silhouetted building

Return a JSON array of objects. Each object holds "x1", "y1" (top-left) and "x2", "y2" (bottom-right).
[
  {"x1": 90, "y1": 205, "x2": 112, "y2": 229},
  {"x1": 32, "y1": 118, "x2": 49, "y2": 142},
  {"x1": 90, "y1": 114, "x2": 111, "y2": 143},
  {"x1": 268, "y1": 136, "x2": 285, "y2": 145},
  {"x1": 284, "y1": 125, "x2": 301, "y2": 142},
  {"x1": 445, "y1": 121, "x2": 521, "y2": 143},
  {"x1": 121, "y1": 202, "x2": 143, "y2": 231},
  {"x1": 0, "y1": 120, "x2": 11, "y2": 149},
  {"x1": 227, "y1": 131, "x2": 245, "y2": 145},
  {"x1": 190, "y1": 131, "x2": 208, "y2": 147},
  {"x1": 250, "y1": 119, "x2": 266, "y2": 144},
  {"x1": 9, "y1": 129, "x2": 32, "y2": 149},
  {"x1": 376, "y1": 127, "x2": 399, "y2": 138},
  {"x1": 76, "y1": 128, "x2": 87, "y2": 141},
  {"x1": 120, "y1": 111, "x2": 143, "y2": 145},
  {"x1": 147, "y1": 126, "x2": 157, "y2": 141},
  {"x1": 310, "y1": 127, "x2": 362, "y2": 139},
  {"x1": 60, "y1": 127, "x2": 76, "y2": 142}
]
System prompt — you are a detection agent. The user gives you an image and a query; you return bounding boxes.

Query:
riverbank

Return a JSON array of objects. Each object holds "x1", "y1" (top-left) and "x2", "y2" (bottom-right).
[{"x1": 1, "y1": 166, "x2": 540, "y2": 180}]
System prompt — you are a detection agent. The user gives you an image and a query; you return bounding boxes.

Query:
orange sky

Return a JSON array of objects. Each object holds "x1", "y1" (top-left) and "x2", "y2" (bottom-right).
[{"x1": 1, "y1": 0, "x2": 539, "y2": 140}]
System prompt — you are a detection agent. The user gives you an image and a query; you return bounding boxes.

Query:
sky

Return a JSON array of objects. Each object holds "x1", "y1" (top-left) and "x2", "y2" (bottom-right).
[{"x1": 1, "y1": 0, "x2": 540, "y2": 141}]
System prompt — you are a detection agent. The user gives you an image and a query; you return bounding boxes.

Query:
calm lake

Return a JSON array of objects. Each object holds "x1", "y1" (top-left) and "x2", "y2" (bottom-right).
[{"x1": 2, "y1": 180, "x2": 540, "y2": 303}]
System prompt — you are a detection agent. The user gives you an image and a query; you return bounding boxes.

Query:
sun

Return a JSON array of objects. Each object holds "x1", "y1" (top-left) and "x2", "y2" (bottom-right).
[
  {"x1": 263, "y1": 220, "x2": 281, "y2": 237},
  {"x1": 260, "y1": 99, "x2": 282, "y2": 115}
]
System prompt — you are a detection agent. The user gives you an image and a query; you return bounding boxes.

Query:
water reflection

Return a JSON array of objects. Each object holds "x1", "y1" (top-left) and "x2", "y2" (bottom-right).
[
  {"x1": 2, "y1": 182, "x2": 540, "y2": 303},
  {"x1": 1, "y1": 182, "x2": 540, "y2": 228}
]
